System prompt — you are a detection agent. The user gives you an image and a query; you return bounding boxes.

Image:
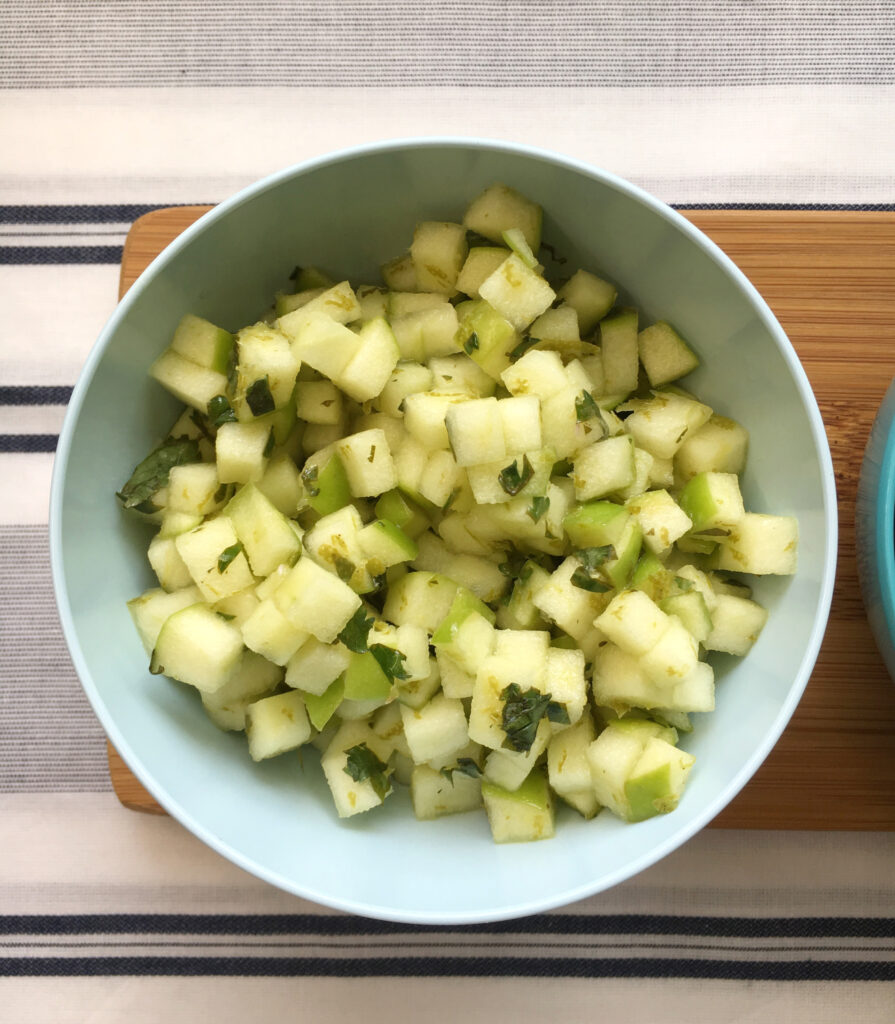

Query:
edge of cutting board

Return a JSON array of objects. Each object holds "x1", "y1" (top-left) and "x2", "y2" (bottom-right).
[{"x1": 109, "y1": 205, "x2": 895, "y2": 829}]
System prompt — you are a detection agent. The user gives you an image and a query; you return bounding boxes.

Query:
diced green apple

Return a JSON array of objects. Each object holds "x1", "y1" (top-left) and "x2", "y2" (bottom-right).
[{"x1": 481, "y1": 769, "x2": 555, "y2": 843}]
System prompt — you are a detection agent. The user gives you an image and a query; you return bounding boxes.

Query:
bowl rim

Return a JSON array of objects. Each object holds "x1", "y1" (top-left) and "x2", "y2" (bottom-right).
[
  {"x1": 872, "y1": 383, "x2": 895, "y2": 660},
  {"x1": 49, "y1": 136, "x2": 839, "y2": 924}
]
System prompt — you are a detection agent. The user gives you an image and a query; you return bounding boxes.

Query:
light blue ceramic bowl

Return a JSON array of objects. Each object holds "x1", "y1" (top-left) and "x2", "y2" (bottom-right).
[
  {"x1": 50, "y1": 139, "x2": 837, "y2": 924},
  {"x1": 856, "y1": 378, "x2": 895, "y2": 680}
]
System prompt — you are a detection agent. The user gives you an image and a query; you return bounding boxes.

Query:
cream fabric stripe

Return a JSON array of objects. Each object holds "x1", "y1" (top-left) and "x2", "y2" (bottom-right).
[
  {"x1": 0, "y1": 456, "x2": 54, "y2": 525},
  {"x1": 1, "y1": 266, "x2": 119, "y2": 386},
  {"x1": 3, "y1": 977, "x2": 893, "y2": 1024},
  {"x1": 2, "y1": 87, "x2": 894, "y2": 206},
  {"x1": 0, "y1": 407, "x2": 67, "y2": 434}
]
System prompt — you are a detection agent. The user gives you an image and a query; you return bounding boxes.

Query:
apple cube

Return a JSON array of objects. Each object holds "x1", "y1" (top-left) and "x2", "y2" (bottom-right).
[
  {"x1": 713, "y1": 513, "x2": 799, "y2": 575},
  {"x1": 445, "y1": 397, "x2": 506, "y2": 466},
  {"x1": 245, "y1": 690, "x2": 312, "y2": 761},
  {"x1": 400, "y1": 694, "x2": 470, "y2": 766},
  {"x1": 573, "y1": 435, "x2": 636, "y2": 500},
  {"x1": 411, "y1": 764, "x2": 483, "y2": 820},
  {"x1": 624, "y1": 736, "x2": 696, "y2": 821},
  {"x1": 273, "y1": 556, "x2": 361, "y2": 642},
  {"x1": 595, "y1": 589, "x2": 671, "y2": 656},
  {"x1": 481, "y1": 769, "x2": 555, "y2": 843},
  {"x1": 704, "y1": 593, "x2": 769, "y2": 655},
  {"x1": 337, "y1": 428, "x2": 397, "y2": 497}
]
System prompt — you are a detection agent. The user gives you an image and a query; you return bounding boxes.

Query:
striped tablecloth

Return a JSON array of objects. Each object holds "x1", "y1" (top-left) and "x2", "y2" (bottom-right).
[{"x1": 2, "y1": 3, "x2": 894, "y2": 1020}]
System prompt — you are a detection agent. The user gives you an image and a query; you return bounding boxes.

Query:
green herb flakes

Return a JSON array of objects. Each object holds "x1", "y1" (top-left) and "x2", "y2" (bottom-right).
[
  {"x1": 343, "y1": 743, "x2": 391, "y2": 801},
  {"x1": 509, "y1": 336, "x2": 539, "y2": 360},
  {"x1": 500, "y1": 683, "x2": 553, "y2": 753},
  {"x1": 498, "y1": 455, "x2": 534, "y2": 496},
  {"x1": 370, "y1": 644, "x2": 410, "y2": 683},
  {"x1": 527, "y1": 495, "x2": 550, "y2": 523},
  {"x1": 338, "y1": 606, "x2": 375, "y2": 653},
  {"x1": 570, "y1": 567, "x2": 611, "y2": 593},
  {"x1": 217, "y1": 542, "x2": 243, "y2": 574},
  {"x1": 207, "y1": 394, "x2": 237, "y2": 428},
  {"x1": 301, "y1": 463, "x2": 320, "y2": 497},
  {"x1": 246, "y1": 376, "x2": 275, "y2": 417},
  {"x1": 116, "y1": 438, "x2": 201, "y2": 511},
  {"x1": 463, "y1": 331, "x2": 480, "y2": 356},
  {"x1": 575, "y1": 390, "x2": 600, "y2": 423}
]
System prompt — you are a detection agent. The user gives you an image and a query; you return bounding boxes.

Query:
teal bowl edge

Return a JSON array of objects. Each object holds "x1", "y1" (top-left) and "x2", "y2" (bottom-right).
[
  {"x1": 857, "y1": 377, "x2": 895, "y2": 681},
  {"x1": 48, "y1": 136, "x2": 839, "y2": 924}
]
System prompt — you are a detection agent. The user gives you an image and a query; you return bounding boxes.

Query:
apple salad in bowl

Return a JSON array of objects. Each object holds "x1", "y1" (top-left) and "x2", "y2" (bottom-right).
[{"x1": 119, "y1": 184, "x2": 798, "y2": 844}]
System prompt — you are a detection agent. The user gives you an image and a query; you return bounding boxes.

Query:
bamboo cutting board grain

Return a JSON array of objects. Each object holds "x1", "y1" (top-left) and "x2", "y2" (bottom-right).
[{"x1": 109, "y1": 206, "x2": 895, "y2": 829}]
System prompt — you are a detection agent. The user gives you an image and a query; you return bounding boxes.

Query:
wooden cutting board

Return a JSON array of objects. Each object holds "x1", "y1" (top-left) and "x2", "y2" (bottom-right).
[{"x1": 109, "y1": 206, "x2": 895, "y2": 830}]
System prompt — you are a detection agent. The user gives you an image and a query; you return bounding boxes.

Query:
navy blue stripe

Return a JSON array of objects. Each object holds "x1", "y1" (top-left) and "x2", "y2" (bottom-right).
[
  {"x1": 0, "y1": 435, "x2": 58, "y2": 454},
  {"x1": 1, "y1": 955, "x2": 891, "y2": 980},
  {"x1": 0, "y1": 386, "x2": 72, "y2": 406},
  {"x1": 0, "y1": 245, "x2": 122, "y2": 265},
  {"x1": 0, "y1": 203, "x2": 891, "y2": 231},
  {"x1": 3, "y1": 914, "x2": 894, "y2": 939},
  {"x1": 676, "y1": 202, "x2": 895, "y2": 211},
  {"x1": 0, "y1": 204, "x2": 204, "y2": 225},
  {"x1": 2, "y1": 203, "x2": 893, "y2": 268}
]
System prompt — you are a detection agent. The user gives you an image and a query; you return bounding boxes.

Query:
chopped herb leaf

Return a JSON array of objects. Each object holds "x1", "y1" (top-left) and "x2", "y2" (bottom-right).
[
  {"x1": 498, "y1": 454, "x2": 534, "y2": 496},
  {"x1": 338, "y1": 606, "x2": 375, "y2": 653},
  {"x1": 546, "y1": 701, "x2": 571, "y2": 725},
  {"x1": 207, "y1": 394, "x2": 237, "y2": 428},
  {"x1": 528, "y1": 495, "x2": 550, "y2": 523},
  {"x1": 575, "y1": 390, "x2": 600, "y2": 422},
  {"x1": 441, "y1": 757, "x2": 483, "y2": 785},
  {"x1": 500, "y1": 683, "x2": 553, "y2": 753},
  {"x1": 217, "y1": 612, "x2": 236, "y2": 622},
  {"x1": 368, "y1": 572, "x2": 387, "y2": 595},
  {"x1": 213, "y1": 482, "x2": 232, "y2": 504},
  {"x1": 226, "y1": 344, "x2": 239, "y2": 395},
  {"x1": 246, "y1": 376, "x2": 275, "y2": 417},
  {"x1": 571, "y1": 547, "x2": 613, "y2": 592},
  {"x1": 509, "y1": 336, "x2": 539, "y2": 360},
  {"x1": 301, "y1": 463, "x2": 320, "y2": 497},
  {"x1": 370, "y1": 644, "x2": 410, "y2": 683},
  {"x1": 570, "y1": 567, "x2": 611, "y2": 593},
  {"x1": 343, "y1": 743, "x2": 391, "y2": 802},
  {"x1": 455, "y1": 756, "x2": 483, "y2": 779},
  {"x1": 333, "y1": 555, "x2": 356, "y2": 582},
  {"x1": 540, "y1": 241, "x2": 567, "y2": 266},
  {"x1": 551, "y1": 458, "x2": 573, "y2": 477},
  {"x1": 187, "y1": 408, "x2": 214, "y2": 441},
  {"x1": 368, "y1": 445, "x2": 376, "y2": 463},
  {"x1": 575, "y1": 546, "x2": 614, "y2": 570},
  {"x1": 463, "y1": 331, "x2": 480, "y2": 355},
  {"x1": 498, "y1": 547, "x2": 531, "y2": 583},
  {"x1": 465, "y1": 230, "x2": 495, "y2": 248},
  {"x1": 674, "y1": 575, "x2": 695, "y2": 592},
  {"x1": 217, "y1": 542, "x2": 243, "y2": 574},
  {"x1": 263, "y1": 427, "x2": 275, "y2": 458},
  {"x1": 116, "y1": 438, "x2": 201, "y2": 511},
  {"x1": 442, "y1": 487, "x2": 460, "y2": 513}
]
